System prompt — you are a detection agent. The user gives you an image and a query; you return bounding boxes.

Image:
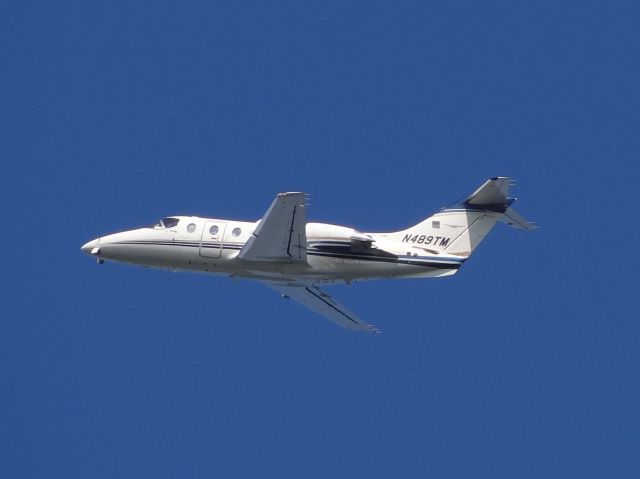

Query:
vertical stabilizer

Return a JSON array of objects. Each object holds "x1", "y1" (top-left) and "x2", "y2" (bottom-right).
[{"x1": 384, "y1": 177, "x2": 535, "y2": 258}]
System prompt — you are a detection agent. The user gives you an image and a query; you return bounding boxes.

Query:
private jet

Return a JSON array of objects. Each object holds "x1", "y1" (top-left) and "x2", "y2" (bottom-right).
[{"x1": 81, "y1": 177, "x2": 535, "y2": 332}]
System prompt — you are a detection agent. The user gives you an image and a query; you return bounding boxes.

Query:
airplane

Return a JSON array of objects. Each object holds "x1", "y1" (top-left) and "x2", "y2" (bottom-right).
[{"x1": 81, "y1": 177, "x2": 535, "y2": 333}]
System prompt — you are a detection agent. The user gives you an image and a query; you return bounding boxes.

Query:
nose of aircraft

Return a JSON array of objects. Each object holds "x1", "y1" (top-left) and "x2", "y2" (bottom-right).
[{"x1": 80, "y1": 238, "x2": 100, "y2": 255}]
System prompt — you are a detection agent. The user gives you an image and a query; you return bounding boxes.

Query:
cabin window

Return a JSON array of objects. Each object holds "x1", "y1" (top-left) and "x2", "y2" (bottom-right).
[
  {"x1": 432, "y1": 221, "x2": 440, "y2": 229},
  {"x1": 209, "y1": 225, "x2": 219, "y2": 235},
  {"x1": 187, "y1": 223, "x2": 196, "y2": 233},
  {"x1": 232, "y1": 227, "x2": 241, "y2": 237}
]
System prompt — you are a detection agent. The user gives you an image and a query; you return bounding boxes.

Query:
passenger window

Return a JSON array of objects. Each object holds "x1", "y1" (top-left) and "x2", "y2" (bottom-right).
[
  {"x1": 209, "y1": 225, "x2": 219, "y2": 235},
  {"x1": 232, "y1": 227, "x2": 241, "y2": 237},
  {"x1": 187, "y1": 223, "x2": 196, "y2": 233}
]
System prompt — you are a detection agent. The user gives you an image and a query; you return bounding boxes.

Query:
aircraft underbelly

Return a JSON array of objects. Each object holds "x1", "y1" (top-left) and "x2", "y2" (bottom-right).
[
  {"x1": 99, "y1": 239, "x2": 455, "y2": 283},
  {"x1": 213, "y1": 251, "x2": 451, "y2": 282},
  {"x1": 303, "y1": 255, "x2": 432, "y2": 281}
]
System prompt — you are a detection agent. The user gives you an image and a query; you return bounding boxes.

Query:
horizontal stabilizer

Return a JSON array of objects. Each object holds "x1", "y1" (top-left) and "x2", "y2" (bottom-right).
[
  {"x1": 466, "y1": 177, "x2": 511, "y2": 206},
  {"x1": 500, "y1": 206, "x2": 538, "y2": 230}
]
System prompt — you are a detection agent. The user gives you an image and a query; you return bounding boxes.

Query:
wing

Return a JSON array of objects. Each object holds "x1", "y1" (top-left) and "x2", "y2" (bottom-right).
[
  {"x1": 264, "y1": 282, "x2": 380, "y2": 333},
  {"x1": 238, "y1": 192, "x2": 308, "y2": 262}
]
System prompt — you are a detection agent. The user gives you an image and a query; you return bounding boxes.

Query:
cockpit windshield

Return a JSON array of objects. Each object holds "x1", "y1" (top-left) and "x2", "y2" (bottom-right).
[{"x1": 155, "y1": 217, "x2": 180, "y2": 229}]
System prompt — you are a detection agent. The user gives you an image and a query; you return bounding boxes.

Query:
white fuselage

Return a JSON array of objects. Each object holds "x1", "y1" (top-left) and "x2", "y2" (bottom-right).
[
  {"x1": 80, "y1": 179, "x2": 532, "y2": 332},
  {"x1": 80, "y1": 215, "x2": 464, "y2": 284}
]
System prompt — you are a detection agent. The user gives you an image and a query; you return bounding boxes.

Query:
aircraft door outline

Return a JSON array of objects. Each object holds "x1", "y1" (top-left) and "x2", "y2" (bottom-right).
[{"x1": 199, "y1": 221, "x2": 227, "y2": 258}]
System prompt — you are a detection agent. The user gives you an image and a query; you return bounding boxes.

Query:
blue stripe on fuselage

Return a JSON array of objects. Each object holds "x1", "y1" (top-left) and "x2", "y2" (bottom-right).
[{"x1": 111, "y1": 240, "x2": 463, "y2": 269}]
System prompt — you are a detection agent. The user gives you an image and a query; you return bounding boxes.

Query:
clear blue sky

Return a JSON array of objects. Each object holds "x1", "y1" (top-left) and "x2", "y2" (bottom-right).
[{"x1": 2, "y1": 1, "x2": 639, "y2": 477}]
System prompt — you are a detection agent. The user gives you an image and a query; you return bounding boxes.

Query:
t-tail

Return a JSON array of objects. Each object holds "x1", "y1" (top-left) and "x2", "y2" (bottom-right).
[{"x1": 387, "y1": 177, "x2": 536, "y2": 258}]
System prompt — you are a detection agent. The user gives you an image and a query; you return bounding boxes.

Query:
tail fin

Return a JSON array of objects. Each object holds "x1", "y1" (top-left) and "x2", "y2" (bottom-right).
[{"x1": 387, "y1": 177, "x2": 536, "y2": 258}]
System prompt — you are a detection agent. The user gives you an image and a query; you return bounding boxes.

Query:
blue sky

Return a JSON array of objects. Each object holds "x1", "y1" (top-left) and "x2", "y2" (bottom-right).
[{"x1": 2, "y1": 1, "x2": 639, "y2": 477}]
